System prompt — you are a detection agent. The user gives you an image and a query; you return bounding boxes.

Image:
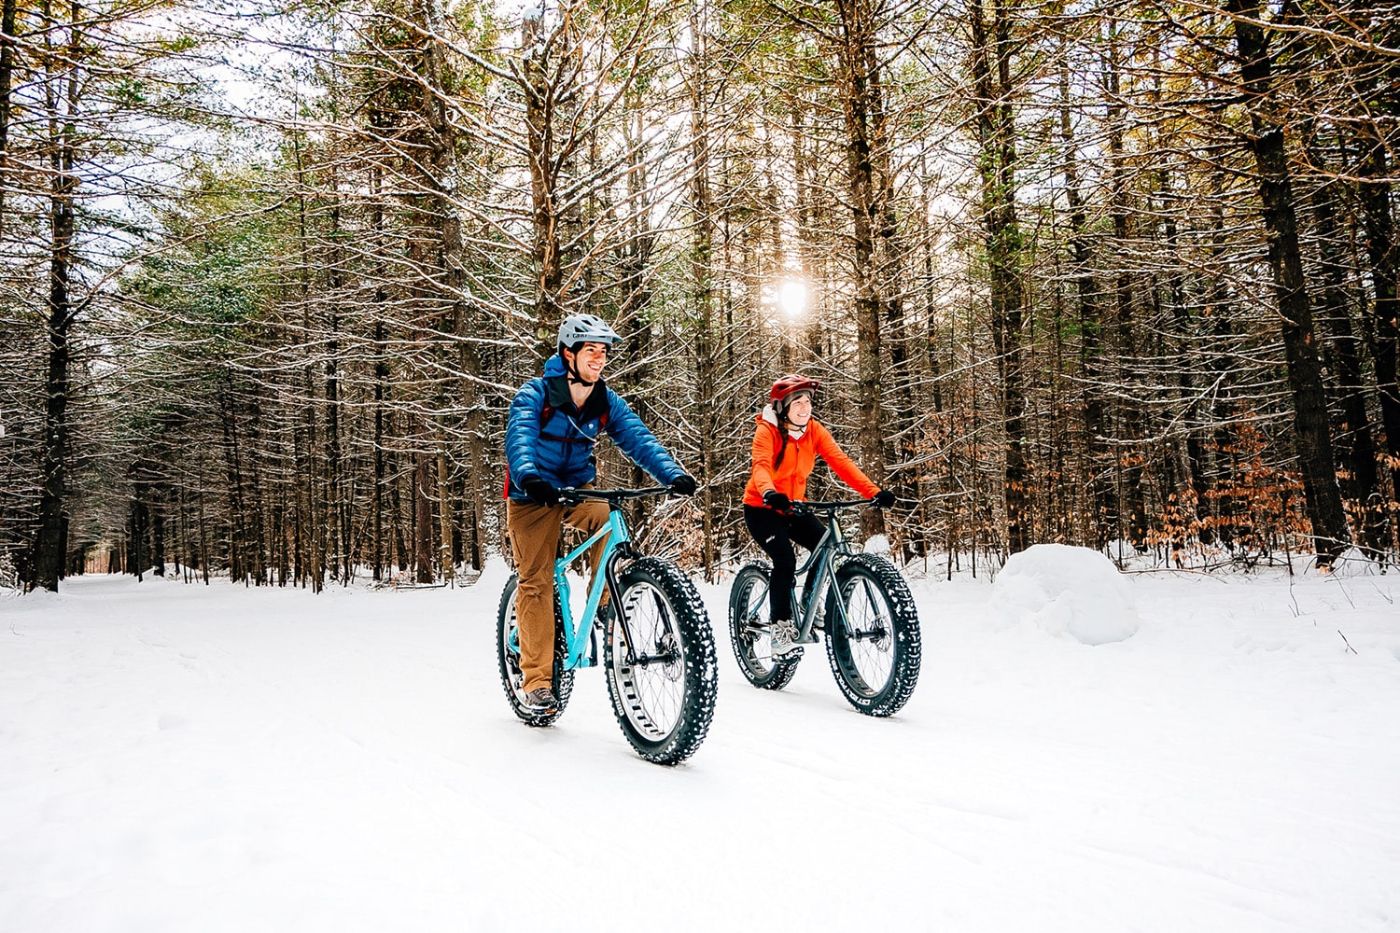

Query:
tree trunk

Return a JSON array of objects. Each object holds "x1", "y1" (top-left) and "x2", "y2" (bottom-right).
[
  {"x1": 1104, "y1": 26, "x2": 1148, "y2": 552},
  {"x1": 1347, "y1": 0, "x2": 1400, "y2": 526},
  {"x1": 969, "y1": 0, "x2": 1030, "y2": 554},
  {"x1": 689, "y1": 4, "x2": 718, "y2": 580},
  {"x1": 30, "y1": 6, "x2": 80, "y2": 591},
  {"x1": 0, "y1": 0, "x2": 18, "y2": 232},
  {"x1": 834, "y1": 0, "x2": 889, "y2": 537},
  {"x1": 415, "y1": 451, "x2": 434, "y2": 583},
  {"x1": 524, "y1": 10, "x2": 564, "y2": 353},
  {"x1": 371, "y1": 154, "x2": 389, "y2": 581},
  {"x1": 1354, "y1": 124, "x2": 1400, "y2": 513},
  {"x1": 1227, "y1": 0, "x2": 1349, "y2": 565},
  {"x1": 1303, "y1": 126, "x2": 1385, "y2": 553},
  {"x1": 1058, "y1": 47, "x2": 1116, "y2": 549},
  {"x1": 324, "y1": 188, "x2": 349, "y2": 584}
]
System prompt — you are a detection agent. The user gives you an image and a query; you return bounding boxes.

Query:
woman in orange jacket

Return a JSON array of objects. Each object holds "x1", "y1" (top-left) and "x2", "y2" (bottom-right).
[{"x1": 742, "y1": 374, "x2": 895, "y2": 655}]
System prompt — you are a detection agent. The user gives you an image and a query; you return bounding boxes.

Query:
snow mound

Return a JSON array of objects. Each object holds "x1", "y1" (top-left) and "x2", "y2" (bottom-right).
[
  {"x1": 1321, "y1": 547, "x2": 1388, "y2": 578},
  {"x1": 862, "y1": 534, "x2": 891, "y2": 555},
  {"x1": 991, "y1": 544, "x2": 1140, "y2": 646}
]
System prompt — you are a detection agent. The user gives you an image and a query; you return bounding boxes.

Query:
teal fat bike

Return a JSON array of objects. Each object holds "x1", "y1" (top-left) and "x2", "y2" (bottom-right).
[
  {"x1": 497, "y1": 487, "x2": 718, "y2": 765},
  {"x1": 729, "y1": 499, "x2": 921, "y2": 717}
]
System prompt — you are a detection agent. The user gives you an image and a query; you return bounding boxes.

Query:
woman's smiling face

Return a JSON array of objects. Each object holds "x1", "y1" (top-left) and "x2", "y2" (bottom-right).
[{"x1": 786, "y1": 392, "x2": 813, "y2": 426}]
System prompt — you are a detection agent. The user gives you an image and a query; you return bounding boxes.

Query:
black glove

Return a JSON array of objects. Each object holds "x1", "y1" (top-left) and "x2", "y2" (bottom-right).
[
  {"x1": 522, "y1": 476, "x2": 560, "y2": 506},
  {"x1": 873, "y1": 489, "x2": 896, "y2": 508},
  {"x1": 763, "y1": 490, "x2": 791, "y2": 511},
  {"x1": 669, "y1": 473, "x2": 698, "y2": 496}
]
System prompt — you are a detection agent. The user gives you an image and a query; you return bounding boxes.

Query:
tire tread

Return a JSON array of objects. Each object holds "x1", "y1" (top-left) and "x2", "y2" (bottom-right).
[
  {"x1": 604, "y1": 557, "x2": 718, "y2": 765},
  {"x1": 823, "y1": 554, "x2": 921, "y2": 717}
]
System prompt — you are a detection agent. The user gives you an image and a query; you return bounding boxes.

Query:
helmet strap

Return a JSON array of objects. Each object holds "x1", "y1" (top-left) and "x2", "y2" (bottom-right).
[{"x1": 561, "y1": 347, "x2": 596, "y2": 387}]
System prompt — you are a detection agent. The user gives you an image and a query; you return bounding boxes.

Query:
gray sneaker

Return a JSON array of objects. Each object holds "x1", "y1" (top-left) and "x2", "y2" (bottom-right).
[
  {"x1": 771, "y1": 620, "x2": 800, "y2": 658},
  {"x1": 521, "y1": 686, "x2": 558, "y2": 712}
]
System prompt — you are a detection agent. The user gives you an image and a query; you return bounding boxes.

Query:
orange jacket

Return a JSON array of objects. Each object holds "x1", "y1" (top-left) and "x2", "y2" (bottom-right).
[{"x1": 743, "y1": 407, "x2": 879, "y2": 508}]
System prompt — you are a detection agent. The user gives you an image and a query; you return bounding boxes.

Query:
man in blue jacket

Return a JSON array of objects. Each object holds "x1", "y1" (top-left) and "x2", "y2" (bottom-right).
[{"x1": 505, "y1": 313, "x2": 697, "y2": 712}]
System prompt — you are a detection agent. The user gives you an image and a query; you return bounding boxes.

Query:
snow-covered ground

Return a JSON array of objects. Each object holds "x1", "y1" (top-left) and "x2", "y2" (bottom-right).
[{"x1": 2, "y1": 555, "x2": 1398, "y2": 932}]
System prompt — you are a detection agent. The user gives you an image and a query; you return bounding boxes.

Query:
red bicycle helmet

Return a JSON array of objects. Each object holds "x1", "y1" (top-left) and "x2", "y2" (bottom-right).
[{"x1": 769, "y1": 374, "x2": 820, "y2": 405}]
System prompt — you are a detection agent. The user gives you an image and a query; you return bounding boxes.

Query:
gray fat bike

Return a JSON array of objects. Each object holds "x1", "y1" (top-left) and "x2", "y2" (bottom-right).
[{"x1": 729, "y1": 498, "x2": 921, "y2": 717}]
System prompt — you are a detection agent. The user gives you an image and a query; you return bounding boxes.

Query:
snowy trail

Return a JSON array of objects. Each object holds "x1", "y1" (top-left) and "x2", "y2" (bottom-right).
[{"x1": 2, "y1": 565, "x2": 1398, "y2": 932}]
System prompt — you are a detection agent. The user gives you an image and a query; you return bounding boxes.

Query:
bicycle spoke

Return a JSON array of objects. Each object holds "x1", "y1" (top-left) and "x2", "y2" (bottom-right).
[
  {"x1": 815, "y1": 556, "x2": 921, "y2": 717},
  {"x1": 613, "y1": 582, "x2": 687, "y2": 741},
  {"x1": 841, "y1": 576, "x2": 894, "y2": 694}
]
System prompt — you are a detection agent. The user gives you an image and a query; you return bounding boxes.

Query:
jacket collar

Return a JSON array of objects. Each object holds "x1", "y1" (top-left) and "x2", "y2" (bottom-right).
[{"x1": 544, "y1": 354, "x2": 609, "y2": 421}]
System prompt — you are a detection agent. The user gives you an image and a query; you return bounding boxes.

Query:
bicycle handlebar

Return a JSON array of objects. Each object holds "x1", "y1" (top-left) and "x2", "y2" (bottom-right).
[
  {"x1": 558, "y1": 486, "x2": 677, "y2": 505},
  {"x1": 789, "y1": 497, "x2": 874, "y2": 514}
]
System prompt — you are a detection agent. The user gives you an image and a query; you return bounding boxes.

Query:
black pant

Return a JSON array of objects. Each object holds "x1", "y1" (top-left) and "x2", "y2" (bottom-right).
[{"x1": 744, "y1": 504, "x2": 826, "y2": 622}]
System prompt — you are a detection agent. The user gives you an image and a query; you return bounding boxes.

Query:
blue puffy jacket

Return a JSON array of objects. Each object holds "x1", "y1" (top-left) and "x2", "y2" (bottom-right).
[{"x1": 505, "y1": 355, "x2": 685, "y2": 500}]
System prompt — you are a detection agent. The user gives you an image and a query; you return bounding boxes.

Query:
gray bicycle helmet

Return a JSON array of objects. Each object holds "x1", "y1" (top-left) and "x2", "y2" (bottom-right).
[{"x1": 556, "y1": 313, "x2": 621, "y2": 351}]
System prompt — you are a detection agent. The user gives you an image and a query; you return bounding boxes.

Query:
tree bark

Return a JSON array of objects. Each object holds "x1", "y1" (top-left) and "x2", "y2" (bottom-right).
[
  {"x1": 1303, "y1": 127, "x2": 1385, "y2": 553},
  {"x1": 688, "y1": 4, "x2": 719, "y2": 579},
  {"x1": 30, "y1": 2, "x2": 81, "y2": 591},
  {"x1": 969, "y1": 0, "x2": 1030, "y2": 554},
  {"x1": 523, "y1": 10, "x2": 564, "y2": 355},
  {"x1": 1104, "y1": 27, "x2": 1148, "y2": 551},
  {"x1": 0, "y1": 0, "x2": 18, "y2": 232},
  {"x1": 1227, "y1": 0, "x2": 1349, "y2": 565},
  {"x1": 1347, "y1": 0, "x2": 1400, "y2": 526},
  {"x1": 1354, "y1": 124, "x2": 1400, "y2": 513},
  {"x1": 1058, "y1": 47, "x2": 1116, "y2": 549},
  {"x1": 414, "y1": 451, "x2": 434, "y2": 584},
  {"x1": 834, "y1": 0, "x2": 889, "y2": 537}
]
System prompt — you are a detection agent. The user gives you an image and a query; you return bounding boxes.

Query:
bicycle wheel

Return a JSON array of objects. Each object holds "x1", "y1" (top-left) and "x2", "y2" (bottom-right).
[
  {"x1": 603, "y1": 557, "x2": 717, "y2": 765},
  {"x1": 823, "y1": 554, "x2": 921, "y2": 717},
  {"x1": 496, "y1": 573, "x2": 575, "y2": 727},
  {"x1": 728, "y1": 561, "x2": 803, "y2": 690}
]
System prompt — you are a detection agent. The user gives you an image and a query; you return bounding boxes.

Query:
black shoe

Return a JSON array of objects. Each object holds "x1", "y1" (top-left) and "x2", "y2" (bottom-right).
[{"x1": 522, "y1": 686, "x2": 558, "y2": 712}]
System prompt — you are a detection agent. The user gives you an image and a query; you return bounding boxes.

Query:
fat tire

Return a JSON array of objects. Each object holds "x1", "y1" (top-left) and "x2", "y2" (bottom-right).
[
  {"x1": 727, "y1": 561, "x2": 802, "y2": 690},
  {"x1": 496, "y1": 572, "x2": 575, "y2": 727},
  {"x1": 823, "y1": 554, "x2": 921, "y2": 717},
  {"x1": 603, "y1": 557, "x2": 717, "y2": 765}
]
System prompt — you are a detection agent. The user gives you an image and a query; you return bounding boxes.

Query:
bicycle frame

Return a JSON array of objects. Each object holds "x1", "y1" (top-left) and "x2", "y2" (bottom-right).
[
  {"x1": 741, "y1": 505, "x2": 859, "y2": 643},
  {"x1": 553, "y1": 508, "x2": 630, "y2": 670},
  {"x1": 507, "y1": 491, "x2": 658, "y2": 671}
]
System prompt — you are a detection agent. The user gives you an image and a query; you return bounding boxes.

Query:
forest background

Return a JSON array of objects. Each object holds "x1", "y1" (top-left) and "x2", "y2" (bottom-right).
[{"x1": 1, "y1": 0, "x2": 1396, "y2": 592}]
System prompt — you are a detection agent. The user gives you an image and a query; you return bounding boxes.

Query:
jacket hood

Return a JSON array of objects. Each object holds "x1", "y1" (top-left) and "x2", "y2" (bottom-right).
[{"x1": 543, "y1": 354, "x2": 567, "y2": 377}]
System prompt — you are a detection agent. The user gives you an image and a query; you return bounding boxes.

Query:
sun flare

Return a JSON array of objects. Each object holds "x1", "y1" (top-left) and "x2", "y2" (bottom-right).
[{"x1": 775, "y1": 279, "x2": 807, "y2": 319}]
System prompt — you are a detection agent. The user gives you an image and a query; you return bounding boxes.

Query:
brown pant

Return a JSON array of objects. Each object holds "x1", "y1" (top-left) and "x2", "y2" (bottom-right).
[{"x1": 506, "y1": 496, "x2": 612, "y2": 693}]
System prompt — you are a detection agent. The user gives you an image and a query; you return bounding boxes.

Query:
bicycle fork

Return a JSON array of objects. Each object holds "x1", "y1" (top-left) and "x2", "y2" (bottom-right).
[{"x1": 600, "y1": 545, "x2": 680, "y2": 670}]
